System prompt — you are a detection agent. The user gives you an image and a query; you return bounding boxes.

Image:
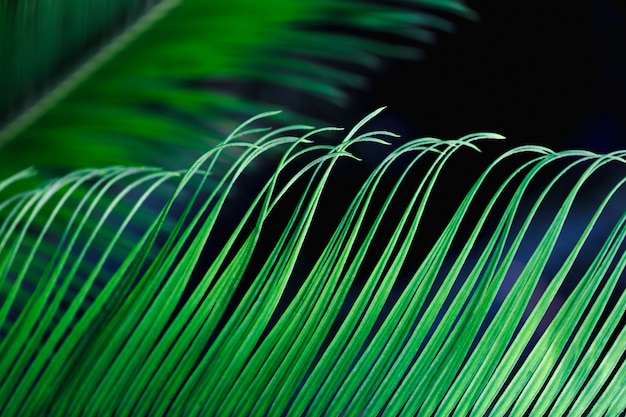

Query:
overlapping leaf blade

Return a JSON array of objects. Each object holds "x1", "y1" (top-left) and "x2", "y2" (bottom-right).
[{"x1": 0, "y1": 0, "x2": 472, "y2": 179}]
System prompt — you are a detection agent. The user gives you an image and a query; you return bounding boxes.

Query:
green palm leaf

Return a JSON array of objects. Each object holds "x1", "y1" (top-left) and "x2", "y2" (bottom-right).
[
  {"x1": 0, "y1": 0, "x2": 472, "y2": 178},
  {"x1": 1, "y1": 111, "x2": 624, "y2": 415}
]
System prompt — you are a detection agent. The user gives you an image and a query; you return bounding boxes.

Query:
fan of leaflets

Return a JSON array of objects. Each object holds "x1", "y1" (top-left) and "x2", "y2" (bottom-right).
[{"x1": 0, "y1": 110, "x2": 624, "y2": 416}]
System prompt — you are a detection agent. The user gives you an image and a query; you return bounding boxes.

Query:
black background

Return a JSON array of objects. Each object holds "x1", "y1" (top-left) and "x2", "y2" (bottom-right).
[{"x1": 356, "y1": 0, "x2": 626, "y2": 153}]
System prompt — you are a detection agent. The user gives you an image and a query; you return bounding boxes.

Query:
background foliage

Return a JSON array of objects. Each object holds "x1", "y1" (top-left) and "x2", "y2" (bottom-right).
[{"x1": 0, "y1": 0, "x2": 472, "y2": 179}]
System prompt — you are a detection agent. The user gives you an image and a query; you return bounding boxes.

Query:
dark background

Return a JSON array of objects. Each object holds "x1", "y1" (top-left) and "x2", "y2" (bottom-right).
[{"x1": 355, "y1": 0, "x2": 626, "y2": 153}]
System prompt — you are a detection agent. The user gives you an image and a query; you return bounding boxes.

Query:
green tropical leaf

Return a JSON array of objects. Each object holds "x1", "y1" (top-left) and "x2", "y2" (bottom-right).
[
  {"x1": 1, "y1": 111, "x2": 624, "y2": 415},
  {"x1": 0, "y1": 0, "x2": 473, "y2": 179}
]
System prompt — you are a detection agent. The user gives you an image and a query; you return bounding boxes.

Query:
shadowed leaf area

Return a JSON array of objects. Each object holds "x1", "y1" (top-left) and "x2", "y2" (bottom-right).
[
  {"x1": 1, "y1": 111, "x2": 624, "y2": 416},
  {"x1": 0, "y1": 0, "x2": 473, "y2": 180}
]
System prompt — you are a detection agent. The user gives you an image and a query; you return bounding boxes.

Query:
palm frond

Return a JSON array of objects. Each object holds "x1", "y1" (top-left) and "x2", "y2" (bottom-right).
[
  {"x1": 0, "y1": 0, "x2": 473, "y2": 178},
  {"x1": 1, "y1": 111, "x2": 624, "y2": 415}
]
